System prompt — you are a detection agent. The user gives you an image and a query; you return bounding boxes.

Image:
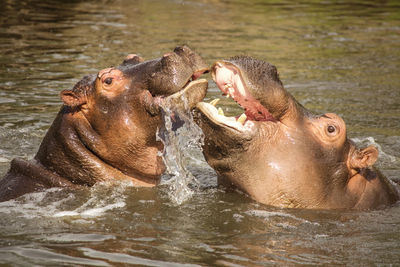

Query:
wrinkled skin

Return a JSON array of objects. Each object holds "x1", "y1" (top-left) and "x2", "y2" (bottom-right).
[
  {"x1": 196, "y1": 56, "x2": 399, "y2": 209},
  {"x1": 0, "y1": 45, "x2": 208, "y2": 202}
]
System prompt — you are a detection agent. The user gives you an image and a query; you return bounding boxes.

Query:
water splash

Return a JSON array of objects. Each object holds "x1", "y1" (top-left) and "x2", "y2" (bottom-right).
[
  {"x1": 0, "y1": 182, "x2": 129, "y2": 220},
  {"x1": 52, "y1": 182, "x2": 128, "y2": 218},
  {"x1": 157, "y1": 97, "x2": 204, "y2": 205}
]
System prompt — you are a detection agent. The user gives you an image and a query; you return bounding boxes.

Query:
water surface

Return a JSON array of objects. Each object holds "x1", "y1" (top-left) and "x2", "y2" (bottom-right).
[{"x1": 1, "y1": 0, "x2": 400, "y2": 265}]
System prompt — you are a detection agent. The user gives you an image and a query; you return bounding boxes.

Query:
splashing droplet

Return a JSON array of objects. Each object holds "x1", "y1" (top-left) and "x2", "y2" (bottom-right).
[{"x1": 157, "y1": 96, "x2": 204, "y2": 205}]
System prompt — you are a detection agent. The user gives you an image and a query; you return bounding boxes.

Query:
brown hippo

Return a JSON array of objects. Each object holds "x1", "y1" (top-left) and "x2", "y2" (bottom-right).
[
  {"x1": 0, "y1": 45, "x2": 208, "y2": 202},
  {"x1": 195, "y1": 56, "x2": 399, "y2": 210}
]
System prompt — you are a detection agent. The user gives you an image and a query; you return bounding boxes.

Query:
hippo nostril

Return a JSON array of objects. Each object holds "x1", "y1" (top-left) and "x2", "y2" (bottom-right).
[{"x1": 173, "y1": 46, "x2": 187, "y2": 53}]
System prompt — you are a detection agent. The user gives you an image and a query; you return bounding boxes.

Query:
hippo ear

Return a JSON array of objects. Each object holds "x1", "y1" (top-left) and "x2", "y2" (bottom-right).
[
  {"x1": 349, "y1": 145, "x2": 379, "y2": 170},
  {"x1": 60, "y1": 90, "x2": 87, "y2": 108}
]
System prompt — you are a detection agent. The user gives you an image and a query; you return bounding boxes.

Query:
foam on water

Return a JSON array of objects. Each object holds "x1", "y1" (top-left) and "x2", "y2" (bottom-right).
[
  {"x1": 246, "y1": 209, "x2": 320, "y2": 226},
  {"x1": 0, "y1": 188, "x2": 74, "y2": 219},
  {"x1": 53, "y1": 182, "x2": 128, "y2": 218},
  {"x1": 0, "y1": 181, "x2": 130, "y2": 220}
]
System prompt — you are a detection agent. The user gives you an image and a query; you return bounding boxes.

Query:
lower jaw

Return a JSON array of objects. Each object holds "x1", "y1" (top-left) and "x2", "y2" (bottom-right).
[
  {"x1": 196, "y1": 102, "x2": 256, "y2": 133},
  {"x1": 163, "y1": 79, "x2": 208, "y2": 110}
]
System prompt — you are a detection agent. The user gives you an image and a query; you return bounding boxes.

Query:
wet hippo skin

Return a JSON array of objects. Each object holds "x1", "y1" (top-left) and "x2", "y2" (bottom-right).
[
  {"x1": 0, "y1": 45, "x2": 208, "y2": 202},
  {"x1": 195, "y1": 56, "x2": 399, "y2": 210}
]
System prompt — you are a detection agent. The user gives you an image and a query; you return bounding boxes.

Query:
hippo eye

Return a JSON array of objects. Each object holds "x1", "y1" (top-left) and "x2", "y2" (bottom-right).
[
  {"x1": 327, "y1": 125, "x2": 336, "y2": 134},
  {"x1": 104, "y1": 77, "x2": 113, "y2": 85}
]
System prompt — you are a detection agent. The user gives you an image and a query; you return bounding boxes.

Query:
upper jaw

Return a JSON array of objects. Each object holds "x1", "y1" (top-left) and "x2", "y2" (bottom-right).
[
  {"x1": 195, "y1": 59, "x2": 279, "y2": 135},
  {"x1": 211, "y1": 61, "x2": 277, "y2": 122}
]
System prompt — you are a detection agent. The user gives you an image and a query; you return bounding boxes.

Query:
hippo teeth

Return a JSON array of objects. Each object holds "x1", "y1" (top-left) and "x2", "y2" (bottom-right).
[
  {"x1": 218, "y1": 107, "x2": 225, "y2": 116},
  {"x1": 206, "y1": 98, "x2": 246, "y2": 125},
  {"x1": 196, "y1": 102, "x2": 256, "y2": 134},
  {"x1": 224, "y1": 83, "x2": 235, "y2": 98},
  {"x1": 237, "y1": 113, "x2": 247, "y2": 125},
  {"x1": 224, "y1": 83, "x2": 232, "y2": 88},
  {"x1": 209, "y1": 98, "x2": 220, "y2": 106},
  {"x1": 224, "y1": 83, "x2": 233, "y2": 91}
]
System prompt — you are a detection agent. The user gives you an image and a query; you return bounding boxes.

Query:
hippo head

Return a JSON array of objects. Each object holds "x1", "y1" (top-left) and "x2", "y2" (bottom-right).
[
  {"x1": 196, "y1": 56, "x2": 398, "y2": 209},
  {"x1": 46, "y1": 46, "x2": 208, "y2": 186}
]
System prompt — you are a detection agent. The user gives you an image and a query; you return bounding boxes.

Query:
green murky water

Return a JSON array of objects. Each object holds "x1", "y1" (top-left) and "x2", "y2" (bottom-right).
[{"x1": 1, "y1": 0, "x2": 400, "y2": 265}]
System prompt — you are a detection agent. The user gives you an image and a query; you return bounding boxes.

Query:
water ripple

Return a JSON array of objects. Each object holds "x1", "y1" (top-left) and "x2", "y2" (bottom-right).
[
  {"x1": 80, "y1": 247, "x2": 201, "y2": 267},
  {"x1": 0, "y1": 246, "x2": 110, "y2": 266}
]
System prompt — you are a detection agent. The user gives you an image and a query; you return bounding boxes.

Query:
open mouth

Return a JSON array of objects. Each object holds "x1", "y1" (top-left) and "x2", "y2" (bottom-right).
[
  {"x1": 164, "y1": 68, "x2": 209, "y2": 109},
  {"x1": 183, "y1": 69, "x2": 209, "y2": 88},
  {"x1": 197, "y1": 61, "x2": 276, "y2": 132}
]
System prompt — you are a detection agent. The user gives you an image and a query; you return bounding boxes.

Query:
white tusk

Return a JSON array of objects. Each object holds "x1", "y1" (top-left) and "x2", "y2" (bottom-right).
[
  {"x1": 209, "y1": 98, "x2": 220, "y2": 106},
  {"x1": 237, "y1": 113, "x2": 247, "y2": 125}
]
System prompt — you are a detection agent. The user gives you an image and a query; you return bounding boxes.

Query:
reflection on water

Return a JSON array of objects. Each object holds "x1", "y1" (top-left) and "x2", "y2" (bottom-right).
[{"x1": 0, "y1": 0, "x2": 400, "y2": 266}]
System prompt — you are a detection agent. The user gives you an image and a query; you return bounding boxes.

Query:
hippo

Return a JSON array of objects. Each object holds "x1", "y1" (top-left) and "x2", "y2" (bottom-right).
[
  {"x1": 195, "y1": 56, "x2": 399, "y2": 209},
  {"x1": 0, "y1": 45, "x2": 208, "y2": 202}
]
